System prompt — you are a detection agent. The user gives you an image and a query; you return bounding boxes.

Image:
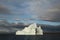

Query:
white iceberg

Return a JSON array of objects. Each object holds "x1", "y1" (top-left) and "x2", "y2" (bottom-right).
[{"x1": 16, "y1": 23, "x2": 43, "y2": 35}]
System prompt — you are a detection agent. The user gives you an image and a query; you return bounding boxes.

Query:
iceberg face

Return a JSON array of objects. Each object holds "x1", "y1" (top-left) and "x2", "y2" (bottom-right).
[
  {"x1": 16, "y1": 23, "x2": 43, "y2": 35},
  {"x1": 36, "y1": 26, "x2": 43, "y2": 35}
]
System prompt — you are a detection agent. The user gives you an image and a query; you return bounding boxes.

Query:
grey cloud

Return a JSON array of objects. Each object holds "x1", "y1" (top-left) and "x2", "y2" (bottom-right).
[
  {"x1": 25, "y1": 0, "x2": 60, "y2": 22},
  {"x1": 0, "y1": 0, "x2": 60, "y2": 22},
  {"x1": 0, "y1": 4, "x2": 11, "y2": 14},
  {"x1": 39, "y1": 5, "x2": 60, "y2": 22},
  {"x1": 13, "y1": 18, "x2": 35, "y2": 21}
]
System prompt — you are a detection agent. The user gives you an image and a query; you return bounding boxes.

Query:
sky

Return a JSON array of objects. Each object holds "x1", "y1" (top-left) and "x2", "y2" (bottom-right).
[{"x1": 0, "y1": 0, "x2": 60, "y2": 26}]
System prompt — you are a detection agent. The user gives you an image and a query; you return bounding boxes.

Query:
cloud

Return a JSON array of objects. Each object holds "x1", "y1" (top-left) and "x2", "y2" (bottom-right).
[
  {"x1": 24, "y1": 0, "x2": 60, "y2": 22},
  {"x1": 0, "y1": 4, "x2": 11, "y2": 14},
  {"x1": 0, "y1": 0, "x2": 60, "y2": 22}
]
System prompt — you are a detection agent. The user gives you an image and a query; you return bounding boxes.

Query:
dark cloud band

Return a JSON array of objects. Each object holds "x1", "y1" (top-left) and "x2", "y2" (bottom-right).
[{"x1": 0, "y1": 4, "x2": 11, "y2": 14}]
